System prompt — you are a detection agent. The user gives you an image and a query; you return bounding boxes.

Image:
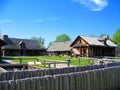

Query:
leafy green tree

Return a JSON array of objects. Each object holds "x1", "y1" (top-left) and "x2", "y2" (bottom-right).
[
  {"x1": 31, "y1": 37, "x2": 45, "y2": 48},
  {"x1": 54, "y1": 34, "x2": 71, "y2": 42},
  {"x1": 113, "y1": 28, "x2": 120, "y2": 45}
]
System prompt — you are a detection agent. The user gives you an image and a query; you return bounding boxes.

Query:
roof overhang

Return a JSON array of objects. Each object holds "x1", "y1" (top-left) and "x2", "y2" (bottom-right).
[
  {"x1": 0, "y1": 39, "x2": 7, "y2": 47},
  {"x1": 73, "y1": 44, "x2": 88, "y2": 48}
]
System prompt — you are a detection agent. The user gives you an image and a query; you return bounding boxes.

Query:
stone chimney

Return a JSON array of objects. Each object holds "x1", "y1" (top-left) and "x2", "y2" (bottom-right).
[
  {"x1": 2, "y1": 35, "x2": 8, "y2": 41},
  {"x1": 103, "y1": 36, "x2": 109, "y2": 45},
  {"x1": 98, "y1": 35, "x2": 109, "y2": 45}
]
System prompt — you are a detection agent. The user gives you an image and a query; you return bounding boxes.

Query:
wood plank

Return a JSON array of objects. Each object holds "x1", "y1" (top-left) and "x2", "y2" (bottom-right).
[
  {"x1": 8, "y1": 80, "x2": 15, "y2": 90},
  {"x1": 20, "y1": 79, "x2": 26, "y2": 90},
  {"x1": 25, "y1": 78, "x2": 31, "y2": 90},
  {"x1": 36, "y1": 77, "x2": 42, "y2": 90},
  {"x1": 15, "y1": 80, "x2": 21, "y2": 90},
  {"x1": 1, "y1": 81, "x2": 9, "y2": 90},
  {"x1": 30, "y1": 78, "x2": 36, "y2": 90}
]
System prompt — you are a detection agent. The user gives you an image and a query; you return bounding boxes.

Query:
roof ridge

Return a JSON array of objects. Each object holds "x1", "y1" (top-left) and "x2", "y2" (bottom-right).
[
  {"x1": 10, "y1": 38, "x2": 37, "y2": 41},
  {"x1": 80, "y1": 35, "x2": 98, "y2": 38},
  {"x1": 54, "y1": 41, "x2": 72, "y2": 44}
]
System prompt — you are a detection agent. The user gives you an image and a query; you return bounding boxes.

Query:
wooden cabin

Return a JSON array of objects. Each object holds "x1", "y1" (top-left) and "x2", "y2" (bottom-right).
[
  {"x1": 115, "y1": 45, "x2": 120, "y2": 57},
  {"x1": 2, "y1": 35, "x2": 46, "y2": 56},
  {"x1": 47, "y1": 41, "x2": 72, "y2": 56},
  {"x1": 70, "y1": 36, "x2": 117, "y2": 57},
  {"x1": 0, "y1": 39, "x2": 7, "y2": 62}
]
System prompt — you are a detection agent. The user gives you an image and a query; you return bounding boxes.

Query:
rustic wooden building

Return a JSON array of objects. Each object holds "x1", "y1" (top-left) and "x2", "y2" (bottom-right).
[
  {"x1": 47, "y1": 41, "x2": 72, "y2": 56},
  {"x1": 70, "y1": 36, "x2": 117, "y2": 57},
  {"x1": 2, "y1": 35, "x2": 46, "y2": 56},
  {"x1": 0, "y1": 39, "x2": 7, "y2": 62},
  {"x1": 115, "y1": 45, "x2": 120, "y2": 57}
]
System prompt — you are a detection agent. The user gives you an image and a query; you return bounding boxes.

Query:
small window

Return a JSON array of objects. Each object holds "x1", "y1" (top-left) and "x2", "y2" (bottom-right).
[{"x1": 18, "y1": 41, "x2": 26, "y2": 48}]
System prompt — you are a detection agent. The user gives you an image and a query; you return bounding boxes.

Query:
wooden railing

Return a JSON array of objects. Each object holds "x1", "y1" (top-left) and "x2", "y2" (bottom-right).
[
  {"x1": 0, "y1": 64, "x2": 28, "y2": 70},
  {"x1": 42, "y1": 60, "x2": 70, "y2": 68}
]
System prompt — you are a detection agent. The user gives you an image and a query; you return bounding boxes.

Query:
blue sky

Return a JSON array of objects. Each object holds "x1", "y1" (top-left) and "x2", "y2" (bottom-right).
[{"x1": 0, "y1": 0, "x2": 120, "y2": 47}]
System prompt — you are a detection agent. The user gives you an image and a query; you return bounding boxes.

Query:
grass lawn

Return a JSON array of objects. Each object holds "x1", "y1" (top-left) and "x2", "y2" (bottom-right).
[{"x1": 2, "y1": 56, "x2": 93, "y2": 68}]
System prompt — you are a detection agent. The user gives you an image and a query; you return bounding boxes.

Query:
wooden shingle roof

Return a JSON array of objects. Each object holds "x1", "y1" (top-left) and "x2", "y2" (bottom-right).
[
  {"x1": 2, "y1": 35, "x2": 40, "y2": 50},
  {"x1": 71, "y1": 36, "x2": 117, "y2": 47},
  {"x1": 47, "y1": 41, "x2": 72, "y2": 52},
  {"x1": 81, "y1": 36, "x2": 117, "y2": 47},
  {"x1": 0, "y1": 39, "x2": 7, "y2": 47}
]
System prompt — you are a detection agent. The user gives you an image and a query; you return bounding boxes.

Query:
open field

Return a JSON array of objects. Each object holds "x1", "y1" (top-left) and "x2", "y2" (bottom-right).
[{"x1": 2, "y1": 56, "x2": 93, "y2": 68}]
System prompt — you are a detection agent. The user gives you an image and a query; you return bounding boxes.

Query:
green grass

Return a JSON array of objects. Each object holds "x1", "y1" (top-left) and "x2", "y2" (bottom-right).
[{"x1": 2, "y1": 56, "x2": 92, "y2": 68}]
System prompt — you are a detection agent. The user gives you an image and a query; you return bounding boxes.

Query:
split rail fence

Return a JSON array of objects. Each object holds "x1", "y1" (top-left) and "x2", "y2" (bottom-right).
[{"x1": 0, "y1": 62, "x2": 120, "y2": 90}]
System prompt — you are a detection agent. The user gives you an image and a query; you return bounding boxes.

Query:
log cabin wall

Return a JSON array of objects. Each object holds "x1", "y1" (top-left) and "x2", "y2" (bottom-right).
[
  {"x1": 88, "y1": 46, "x2": 115, "y2": 57},
  {"x1": 71, "y1": 37, "x2": 89, "y2": 57},
  {"x1": 71, "y1": 36, "x2": 117, "y2": 58}
]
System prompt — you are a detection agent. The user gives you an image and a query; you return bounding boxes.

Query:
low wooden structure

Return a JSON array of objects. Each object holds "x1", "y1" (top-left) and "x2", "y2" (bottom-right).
[
  {"x1": 42, "y1": 60, "x2": 70, "y2": 68},
  {"x1": 0, "y1": 64, "x2": 28, "y2": 70},
  {"x1": 71, "y1": 36, "x2": 117, "y2": 57},
  {"x1": 47, "y1": 41, "x2": 72, "y2": 56},
  {"x1": 38, "y1": 58, "x2": 70, "y2": 68}
]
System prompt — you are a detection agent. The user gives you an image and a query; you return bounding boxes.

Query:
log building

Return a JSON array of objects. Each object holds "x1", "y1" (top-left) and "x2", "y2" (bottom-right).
[
  {"x1": 70, "y1": 36, "x2": 117, "y2": 57},
  {"x1": 2, "y1": 35, "x2": 46, "y2": 56},
  {"x1": 47, "y1": 41, "x2": 72, "y2": 56},
  {"x1": 0, "y1": 39, "x2": 7, "y2": 62}
]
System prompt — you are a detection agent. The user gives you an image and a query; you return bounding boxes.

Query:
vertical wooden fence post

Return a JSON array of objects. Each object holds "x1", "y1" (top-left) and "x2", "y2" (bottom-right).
[
  {"x1": 78, "y1": 58, "x2": 80, "y2": 65},
  {"x1": 20, "y1": 58, "x2": 22, "y2": 64},
  {"x1": 54, "y1": 61, "x2": 56, "y2": 68},
  {"x1": 43, "y1": 60, "x2": 46, "y2": 67},
  {"x1": 1, "y1": 81, "x2": 9, "y2": 90},
  {"x1": 88, "y1": 59, "x2": 90, "y2": 64},
  {"x1": 8, "y1": 80, "x2": 15, "y2": 90},
  {"x1": 92, "y1": 59, "x2": 94, "y2": 65}
]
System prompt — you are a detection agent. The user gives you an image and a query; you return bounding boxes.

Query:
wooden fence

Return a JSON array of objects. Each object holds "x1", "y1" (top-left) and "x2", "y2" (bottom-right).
[
  {"x1": 42, "y1": 60, "x2": 70, "y2": 68},
  {"x1": 1, "y1": 65, "x2": 120, "y2": 90},
  {"x1": 0, "y1": 64, "x2": 28, "y2": 70},
  {"x1": 0, "y1": 62, "x2": 120, "y2": 81},
  {"x1": 2, "y1": 57, "x2": 39, "y2": 64},
  {"x1": 2, "y1": 57, "x2": 70, "y2": 68}
]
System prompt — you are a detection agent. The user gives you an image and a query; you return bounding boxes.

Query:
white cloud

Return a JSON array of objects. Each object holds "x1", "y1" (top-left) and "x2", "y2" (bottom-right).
[
  {"x1": 35, "y1": 19, "x2": 44, "y2": 23},
  {"x1": 73, "y1": 0, "x2": 108, "y2": 11},
  {"x1": 35, "y1": 17, "x2": 59, "y2": 23},
  {"x1": 0, "y1": 19, "x2": 14, "y2": 24}
]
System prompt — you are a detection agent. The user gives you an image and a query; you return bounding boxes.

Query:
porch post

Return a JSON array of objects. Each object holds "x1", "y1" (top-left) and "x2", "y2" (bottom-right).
[
  {"x1": 80, "y1": 45, "x2": 82, "y2": 57},
  {"x1": 2, "y1": 50, "x2": 5, "y2": 56},
  {"x1": 87, "y1": 46, "x2": 89, "y2": 57}
]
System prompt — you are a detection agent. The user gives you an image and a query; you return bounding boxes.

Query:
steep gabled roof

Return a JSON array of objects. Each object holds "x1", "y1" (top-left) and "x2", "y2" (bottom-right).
[
  {"x1": 81, "y1": 36, "x2": 117, "y2": 47},
  {"x1": 71, "y1": 36, "x2": 117, "y2": 47},
  {"x1": 47, "y1": 41, "x2": 72, "y2": 52},
  {"x1": 2, "y1": 35, "x2": 40, "y2": 50}
]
